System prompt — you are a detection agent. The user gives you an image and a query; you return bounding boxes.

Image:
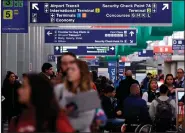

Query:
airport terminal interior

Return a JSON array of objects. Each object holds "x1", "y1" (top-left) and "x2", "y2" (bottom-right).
[{"x1": 1, "y1": 0, "x2": 185, "y2": 133}]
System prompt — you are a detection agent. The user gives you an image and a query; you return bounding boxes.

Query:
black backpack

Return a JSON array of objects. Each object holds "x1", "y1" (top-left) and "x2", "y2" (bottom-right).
[{"x1": 155, "y1": 98, "x2": 173, "y2": 120}]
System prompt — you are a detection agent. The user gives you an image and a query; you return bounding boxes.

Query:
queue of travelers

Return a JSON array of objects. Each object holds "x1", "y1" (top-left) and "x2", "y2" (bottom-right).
[{"x1": 1, "y1": 52, "x2": 185, "y2": 133}]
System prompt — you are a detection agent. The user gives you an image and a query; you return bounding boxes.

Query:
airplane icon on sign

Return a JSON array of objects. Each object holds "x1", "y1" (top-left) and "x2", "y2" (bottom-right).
[{"x1": 44, "y1": 3, "x2": 49, "y2": 8}]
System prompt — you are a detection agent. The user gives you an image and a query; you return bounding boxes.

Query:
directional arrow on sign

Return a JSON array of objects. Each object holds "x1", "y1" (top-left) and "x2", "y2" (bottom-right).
[
  {"x1": 129, "y1": 31, "x2": 134, "y2": 36},
  {"x1": 32, "y1": 3, "x2": 39, "y2": 10},
  {"x1": 2, "y1": 96, "x2": 5, "y2": 102},
  {"x1": 47, "y1": 31, "x2": 52, "y2": 36},
  {"x1": 110, "y1": 47, "x2": 114, "y2": 50},
  {"x1": 162, "y1": 3, "x2": 169, "y2": 10},
  {"x1": 55, "y1": 46, "x2": 59, "y2": 51}
]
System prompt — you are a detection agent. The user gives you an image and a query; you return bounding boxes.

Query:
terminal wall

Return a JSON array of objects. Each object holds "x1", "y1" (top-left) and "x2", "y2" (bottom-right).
[
  {"x1": 164, "y1": 60, "x2": 185, "y2": 77},
  {"x1": 1, "y1": 26, "x2": 53, "y2": 81}
]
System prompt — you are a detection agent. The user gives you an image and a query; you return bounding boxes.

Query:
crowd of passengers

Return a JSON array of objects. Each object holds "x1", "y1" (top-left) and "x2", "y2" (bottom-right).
[{"x1": 1, "y1": 52, "x2": 185, "y2": 133}]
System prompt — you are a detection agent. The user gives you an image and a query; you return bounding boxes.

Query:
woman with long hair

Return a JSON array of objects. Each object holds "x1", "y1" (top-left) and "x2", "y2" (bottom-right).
[
  {"x1": 142, "y1": 79, "x2": 160, "y2": 104},
  {"x1": 164, "y1": 74, "x2": 176, "y2": 99},
  {"x1": 2, "y1": 71, "x2": 21, "y2": 123},
  {"x1": 59, "y1": 59, "x2": 100, "y2": 132},
  {"x1": 8, "y1": 73, "x2": 74, "y2": 132}
]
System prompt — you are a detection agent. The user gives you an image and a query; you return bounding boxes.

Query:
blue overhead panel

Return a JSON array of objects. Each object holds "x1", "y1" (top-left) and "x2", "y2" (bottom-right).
[
  {"x1": 108, "y1": 61, "x2": 117, "y2": 84},
  {"x1": 172, "y1": 39, "x2": 184, "y2": 50},
  {"x1": 45, "y1": 29, "x2": 136, "y2": 46},
  {"x1": 87, "y1": 59, "x2": 99, "y2": 66},
  {"x1": 2, "y1": 0, "x2": 28, "y2": 33},
  {"x1": 118, "y1": 62, "x2": 125, "y2": 76},
  {"x1": 54, "y1": 46, "x2": 115, "y2": 56},
  {"x1": 30, "y1": 1, "x2": 172, "y2": 26},
  {"x1": 138, "y1": 50, "x2": 154, "y2": 57}
]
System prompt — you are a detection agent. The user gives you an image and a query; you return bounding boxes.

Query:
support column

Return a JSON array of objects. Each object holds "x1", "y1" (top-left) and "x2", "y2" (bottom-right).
[
  {"x1": 164, "y1": 62, "x2": 171, "y2": 76},
  {"x1": 171, "y1": 62, "x2": 177, "y2": 76}
]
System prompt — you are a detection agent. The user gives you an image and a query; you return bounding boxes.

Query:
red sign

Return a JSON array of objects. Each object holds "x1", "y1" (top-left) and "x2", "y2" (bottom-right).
[
  {"x1": 153, "y1": 46, "x2": 173, "y2": 53},
  {"x1": 121, "y1": 56, "x2": 128, "y2": 62},
  {"x1": 91, "y1": 26, "x2": 129, "y2": 29}
]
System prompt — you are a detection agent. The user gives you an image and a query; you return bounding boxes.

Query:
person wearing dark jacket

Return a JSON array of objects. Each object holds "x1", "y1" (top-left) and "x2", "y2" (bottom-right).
[
  {"x1": 101, "y1": 86, "x2": 117, "y2": 119},
  {"x1": 141, "y1": 73, "x2": 152, "y2": 92},
  {"x1": 2, "y1": 71, "x2": 21, "y2": 123},
  {"x1": 101, "y1": 85, "x2": 124, "y2": 129},
  {"x1": 175, "y1": 68, "x2": 184, "y2": 88},
  {"x1": 164, "y1": 74, "x2": 176, "y2": 99},
  {"x1": 123, "y1": 84, "x2": 151, "y2": 132},
  {"x1": 116, "y1": 70, "x2": 139, "y2": 111},
  {"x1": 39, "y1": 63, "x2": 53, "y2": 81}
]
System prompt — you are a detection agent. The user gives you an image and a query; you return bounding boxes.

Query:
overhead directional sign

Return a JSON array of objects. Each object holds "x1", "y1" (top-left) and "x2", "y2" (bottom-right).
[
  {"x1": 108, "y1": 62, "x2": 117, "y2": 84},
  {"x1": 138, "y1": 50, "x2": 153, "y2": 57},
  {"x1": 30, "y1": 1, "x2": 172, "y2": 25},
  {"x1": 2, "y1": 0, "x2": 28, "y2": 33},
  {"x1": 54, "y1": 46, "x2": 115, "y2": 56},
  {"x1": 86, "y1": 59, "x2": 99, "y2": 66},
  {"x1": 119, "y1": 62, "x2": 125, "y2": 76},
  {"x1": 45, "y1": 29, "x2": 136, "y2": 46},
  {"x1": 172, "y1": 39, "x2": 184, "y2": 50},
  {"x1": 48, "y1": 54, "x2": 55, "y2": 62}
]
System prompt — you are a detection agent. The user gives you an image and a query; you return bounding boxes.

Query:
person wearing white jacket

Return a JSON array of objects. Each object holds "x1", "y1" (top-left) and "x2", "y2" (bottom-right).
[{"x1": 54, "y1": 59, "x2": 100, "y2": 132}]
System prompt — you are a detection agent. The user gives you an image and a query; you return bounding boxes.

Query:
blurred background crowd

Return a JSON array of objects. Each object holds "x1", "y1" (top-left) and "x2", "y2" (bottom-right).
[{"x1": 1, "y1": 52, "x2": 185, "y2": 133}]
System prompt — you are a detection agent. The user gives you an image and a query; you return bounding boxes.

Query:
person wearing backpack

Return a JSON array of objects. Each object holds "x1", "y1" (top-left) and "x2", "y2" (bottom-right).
[{"x1": 149, "y1": 84, "x2": 176, "y2": 132}]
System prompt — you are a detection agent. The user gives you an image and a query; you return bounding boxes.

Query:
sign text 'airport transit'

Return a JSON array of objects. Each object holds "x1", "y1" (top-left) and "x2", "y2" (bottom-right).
[{"x1": 30, "y1": 1, "x2": 172, "y2": 25}]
